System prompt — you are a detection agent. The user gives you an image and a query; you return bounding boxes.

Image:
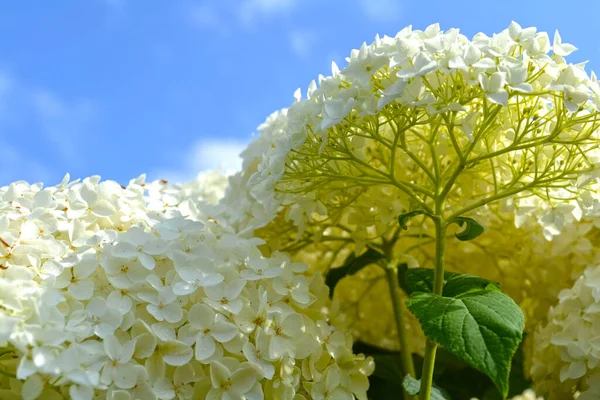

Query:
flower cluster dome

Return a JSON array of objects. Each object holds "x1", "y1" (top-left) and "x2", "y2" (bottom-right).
[
  {"x1": 3, "y1": 20, "x2": 600, "y2": 400},
  {"x1": 240, "y1": 22, "x2": 600, "y2": 236},
  {"x1": 531, "y1": 263, "x2": 600, "y2": 400},
  {"x1": 229, "y1": 21, "x2": 600, "y2": 393},
  {"x1": 0, "y1": 173, "x2": 372, "y2": 400}
]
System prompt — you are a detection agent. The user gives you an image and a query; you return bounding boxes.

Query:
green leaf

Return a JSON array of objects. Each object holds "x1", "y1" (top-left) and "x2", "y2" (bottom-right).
[
  {"x1": 451, "y1": 216, "x2": 484, "y2": 241},
  {"x1": 354, "y1": 341, "x2": 532, "y2": 400},
  {"x1": 398, "y1": 210, "x2": 426, "y2": 230},
  {"x1": 402, "y1": 375, "x2": 421, "y2": 396},
  {"x1": 400, "y1": 268, "x2": 499, "y2": 297},
  {"x1": 406, "y1": 289, "x2": 524, "y2": 398},
  {"x1": 325, "y1": 247, "x2": 384, "y2": 297},
  {"x1": 396, "y1": 263, "x2": 411, "y2": 293},
  {"x1": 400, "y1": 268, "x2": 457, "y2": 295},
  {"x1": 402, "y1": 375, "x2": 452, "y2": 399},
  {"x1": 443, "y1": 274, "x2": 500, "y2": 298}
]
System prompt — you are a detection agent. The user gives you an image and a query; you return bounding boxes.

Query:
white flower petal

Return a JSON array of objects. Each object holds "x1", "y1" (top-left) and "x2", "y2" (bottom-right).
[
  {"x1": 22, "y1": 374, "x2": 44, "y2": 400},
  {"x1": 113, "y1": 364, "x2": 138, "y2": 389},
  {"x1": 188, "y1": 304, "x2": 215, "y2": 329},
  {"x1": 231, "y1": 367, "x2": 258, "y2": 394},
  {"x1": 211, "y1": 321, "x2": 239, "y2": 343},
  {"x1": 160, "y1": 340, "x2": 193, "y2": 366},
  {"x1": 195, "y1": 333, "x2": 217, "y2": 360}
]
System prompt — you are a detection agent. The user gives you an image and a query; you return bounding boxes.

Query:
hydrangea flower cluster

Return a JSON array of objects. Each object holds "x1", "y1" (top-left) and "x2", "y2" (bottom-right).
[
  {"x1": 255, "y1": 199, "x2": 599, "y2": 358},
  {"x1": 0, "y1": 173, "x2": 372, "y2": 399},
  {"x1": 3, "y1": 20, "x2": 600, "y2": 400},
  {"x1": 230, "y1": 21, "x2": 600, "y2": 398},
  {"x1": 531, "y1": 263, "x2": 600, "y2": 400},
  {"x1": 241, "y1": 22, "x2": 600, "y2": 237},
  {"x1": 472, "y1": 389, "x2": 545, "y2": 400}
]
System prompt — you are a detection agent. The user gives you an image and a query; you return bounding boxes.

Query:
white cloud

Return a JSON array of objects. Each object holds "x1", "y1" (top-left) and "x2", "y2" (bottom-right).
[
  {"x1": 289, "y1": 30, "x2": 317, "y2": 59},
  {"x1": 0, "y1": 73, "x2": 53, "y2": 186},
  {"x1": 239, "y1": 0, "x2": 299, "y2": 25},
  {"x1": 153, "y1": 138, "x2": 249, "y2": 183},
  {"x1": 31, "y1": 90, "x2": 96, "y2": 160},
  {"x1": 0, "y1": 70, "x2": 96, "y2": 186},
  {"x1": 0, "y1": 72, "x2": 13, "y2": 118},
  {"x1": 0, "y1": 139, "x2": 52, "y2": 186},
  {"x1": 102, "y1": 0, "x2": 126, "y2": 9},
  {"x1": 189, "y1": 3, "x2": 223, "y2": 30},
  {"x1": 359, "y1": 0, "x2": 402, "y2": 23},
  {"x1": 187, "y1": 0, "x2": 307, "y2": 32}
]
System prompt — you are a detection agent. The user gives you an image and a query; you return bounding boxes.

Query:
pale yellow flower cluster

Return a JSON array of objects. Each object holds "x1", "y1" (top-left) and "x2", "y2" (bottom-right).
[
  {"x1": 235, "y1": 21, "x2": 600, "y2": 399},
  {"x1": 531, "y1": 264, "x2": 600, "y2": 400},
  {"x1": 257, "y1": 203, "x2": 599, "y2": 360},
  {"x1": 471, "y1": 388, "x2": 545, "y2": 400},
  {"x1": 0, "y1": 173, "x2": 372, "y2": 400}
]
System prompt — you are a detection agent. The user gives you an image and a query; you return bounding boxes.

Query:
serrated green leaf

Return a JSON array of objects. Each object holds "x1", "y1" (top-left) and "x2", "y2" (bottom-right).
[
  {"x1": 444, "y1": 274, "x2": 500, "y2": 298},
  {"x1": 400, "y1": 268, "x2": 457, "y2": 294},
  {"x1": 400, "y1": 268, "x2": 499, "y2": 297},
  {"x1": 398, "y1": 210, "x2": 426, "y2": 230},
  {"x1": 325, "y1": 247, "x2": 384, "y2": 297},
  {"x1": 402, "y1": 375, "x2": 452, "y2": 399},
  {"x1": 451, "y1": 216, "x2": 484, "y2": 241},
  {"x1": 406, "y1": 290, "x2": 524, "y2": 398},
  {"x1": 396, "y1": 263, "x2": 411, "y2": 293}
]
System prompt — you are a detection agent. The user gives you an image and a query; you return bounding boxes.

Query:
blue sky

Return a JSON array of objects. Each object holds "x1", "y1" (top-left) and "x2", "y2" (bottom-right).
[{"x1": 1, "y1": 0, "x2": 599, "y2": 186}]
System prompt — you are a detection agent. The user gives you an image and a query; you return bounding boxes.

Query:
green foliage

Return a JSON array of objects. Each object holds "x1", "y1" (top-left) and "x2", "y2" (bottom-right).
[
  {"x1": 402, "y1": 375, "x2": 451, "y2": 399},
  {"x1": 398, "y1": 210, "x2": 427, "y2": 230},
  {"x1": 353, "y1": 341, "x2": 531, "y2": 400},
  {"x1": 406, "y1": 281, "x2": 525, "y2": 398},
  {"x1": 432, "y1": 340, "x2": 531, "y2": 400},
  {"x1": 450, "y1": 216, "x2": 485, "y2": 241},
  {"x1": 399, "y1": 268, "x2": 499, "y2": 297},
  {"x1": 325, "y1": 247, "x2": 385, "y2": 297},
  {"x1": 353, "y1": 342, "x2": 531, "y2": 400}
]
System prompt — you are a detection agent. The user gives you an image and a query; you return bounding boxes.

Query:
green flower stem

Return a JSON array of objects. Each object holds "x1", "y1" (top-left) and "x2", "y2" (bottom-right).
[
  {"x1": 419, "y1": 216, "x2": 447, "y2": 400},
  {"x1": 0, "y1": 349, "x2": 15, "y2": 358},
  {"x1": 0, "y1": 348, "x2": 17, "y2": 378},
  {"x1": 384, "y1": 264, "x2": 416, "y2": 400},
  {"x1": 0, "y1": 367, "x2": 15, "y2": 378}
]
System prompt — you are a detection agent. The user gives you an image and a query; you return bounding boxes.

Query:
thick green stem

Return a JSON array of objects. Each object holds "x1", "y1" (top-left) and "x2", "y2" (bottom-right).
[
  {"x1": 418, "y1": 217, "x2": 447, "y2": 400},
  {"x1": 0, "y1": 348, "x2": 17, "y2": 378},
  {"x1": 0, "y1": 367, "x2": 15, "y2": 378},
  {"x1": 385, "y1": 265, "x2": 416, "y2": 382}
]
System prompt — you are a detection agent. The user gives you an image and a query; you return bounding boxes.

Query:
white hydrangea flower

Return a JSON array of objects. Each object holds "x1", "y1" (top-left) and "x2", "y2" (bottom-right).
[
  {"x1": 532, "y1": 264, "x2": 600, "y2": 399},
  {"x1": 232, "y1": 22, "x2": 600, "y2": 245},
  {"x1": 0, "y1": 171, "x2": 371, "y2": 399}
]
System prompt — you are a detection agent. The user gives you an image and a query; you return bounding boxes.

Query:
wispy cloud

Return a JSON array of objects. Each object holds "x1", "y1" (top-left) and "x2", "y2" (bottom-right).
[
  {"x1": 0, "y1": 72, "x2": 12, "y2": 118},
  {"x1": 187, "y1": 0, "x2": 306, "y2": 32},
  {"x1": 239, "y1": 0, "x2": 299, "y2": 25},
  {"x1": 188, "y1": 2, "x2": 224, "y2": 30},
  {"x1": 153, "y1": 138, "x2": 249, "y2": 183},
  {"x1": 358, "y1": 0, "x2": 402, "y2": 23},
  {"x1": 289, "y1": 29, "x2": 317, "y2": 59},
  {"x1": 0, "y1": 72, "x2": 52, "y2": 185},
  {"x1": 0, "y1": 139, "x2": 52, "y2": 186},
  {"x1": 0, "y1": 70, "x2": 96, "y2": 185},
  {"x1": 31, "y1": 90, "x2": 96, "y2": 160},
  {"x1": 102, "y1": 0, "x2": 126, "y2": 10}
]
